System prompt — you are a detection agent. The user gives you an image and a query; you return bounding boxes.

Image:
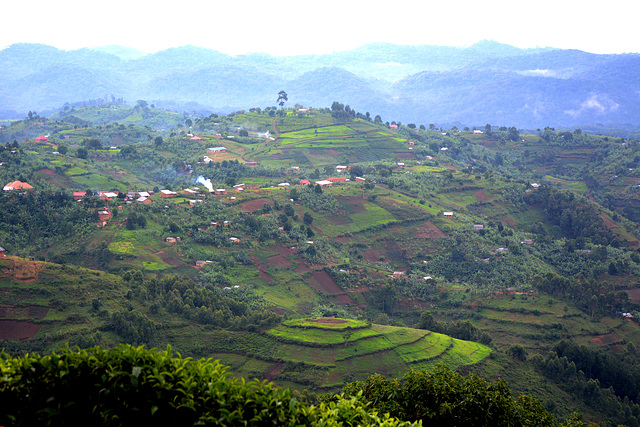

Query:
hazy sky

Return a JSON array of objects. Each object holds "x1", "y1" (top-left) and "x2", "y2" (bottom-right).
[{"x1": 2, "y1": 0, "x2": 638, "y2": 56}]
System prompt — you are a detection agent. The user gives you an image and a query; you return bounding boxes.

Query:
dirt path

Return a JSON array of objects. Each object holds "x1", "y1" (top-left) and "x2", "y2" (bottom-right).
[{"x1": 262, "y1": 362, "x2": 284, "y2": 381}]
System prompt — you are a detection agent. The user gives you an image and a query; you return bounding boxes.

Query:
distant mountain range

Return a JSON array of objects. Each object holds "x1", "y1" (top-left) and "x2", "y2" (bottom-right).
[{"x1": 1, "y1": 41, "x2": 639, "y2": 129}]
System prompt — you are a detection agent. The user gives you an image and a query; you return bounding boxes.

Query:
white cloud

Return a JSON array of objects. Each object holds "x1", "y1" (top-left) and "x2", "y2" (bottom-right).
[{"x1": 564, "y1": 94, "x2": 620, "y2": 118}]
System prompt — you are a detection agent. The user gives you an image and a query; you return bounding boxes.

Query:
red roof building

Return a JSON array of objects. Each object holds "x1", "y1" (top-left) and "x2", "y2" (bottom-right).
[
  {"x1": 326, "y1": 176, "x2": 347, "y2": 183},
  {"x1": 3, "y1": 181, "x2": 34, "y2": 191}
]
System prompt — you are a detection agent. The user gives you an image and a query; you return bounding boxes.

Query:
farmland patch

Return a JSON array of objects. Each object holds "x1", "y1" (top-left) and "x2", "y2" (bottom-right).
[
  {"x1": 0, "y1": 320, "x2": 40, "y2": 340},
  {"x1": 267, "y1": 255, "x2": 292, "y2": 269},
  {"x1": 240, "y1": 198, "x2": 274, "y2": 212},
  {"x1": 307, "y1": 270, "x2": 343, "y2": 295}
]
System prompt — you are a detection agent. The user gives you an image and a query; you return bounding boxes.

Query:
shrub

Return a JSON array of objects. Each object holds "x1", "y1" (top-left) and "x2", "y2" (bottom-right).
[{"x1": 0, "y1": 345, "x2": 413, "y2": 426}]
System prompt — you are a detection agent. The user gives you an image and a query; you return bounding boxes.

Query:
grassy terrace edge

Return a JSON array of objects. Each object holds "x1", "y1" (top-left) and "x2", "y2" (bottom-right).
[{"x1": 282, "y1": 317, "x2": 369, "y2": 330}]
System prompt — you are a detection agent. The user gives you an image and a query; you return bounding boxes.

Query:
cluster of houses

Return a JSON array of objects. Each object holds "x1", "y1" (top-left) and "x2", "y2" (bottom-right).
[{"x1": 72, "y1": 188, "x2": 206, "y2": 205}]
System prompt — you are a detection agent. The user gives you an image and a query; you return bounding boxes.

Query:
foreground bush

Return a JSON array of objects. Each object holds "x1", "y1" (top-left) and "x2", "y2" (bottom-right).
[
  {"x1": 339, "y1": 365, "x2": 592, "y2": 427},
  {"x1": 0, "y1": 344, "x2": 412, "y2": 426}
]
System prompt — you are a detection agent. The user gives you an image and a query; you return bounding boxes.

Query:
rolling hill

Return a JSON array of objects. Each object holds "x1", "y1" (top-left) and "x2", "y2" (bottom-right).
[
  {"x1": 3, "y1": 107, "x2": 640, "y2": 424},
  {"x1": 1, "y1": 41, "x2": 640, "y2": 129}
]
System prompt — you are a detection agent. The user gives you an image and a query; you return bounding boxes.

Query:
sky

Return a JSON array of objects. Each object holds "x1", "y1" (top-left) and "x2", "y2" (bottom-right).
[{"x1": 2, "y1": 0, "x2": 638, "y2": 56}]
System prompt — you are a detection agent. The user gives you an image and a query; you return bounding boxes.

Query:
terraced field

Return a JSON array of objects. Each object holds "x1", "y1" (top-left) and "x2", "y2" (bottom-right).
[{"x1": 239, "y1": 317, "x2": 491, "y2": 389}]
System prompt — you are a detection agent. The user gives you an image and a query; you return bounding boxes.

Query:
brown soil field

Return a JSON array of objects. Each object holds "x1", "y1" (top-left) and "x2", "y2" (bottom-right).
[
  {"x1": 502, "y1": 217, "x2": 517, "y2": 226},
  {"x1": 600, "y1": 215, "x2": 618, "y2": 229},
  {"x1": 0, "y1": 320, "x2": 40, "y2": 340},
  {"x1": 623, "y1": 288, "x2": 640, "y2": 304},
  {"x1": 414, "y1": 222, "x2": 446, "y2": 239},
  {"x1": 0, "y1": 305, "x2": 49, "y2": 320},
  {"x1": 294, "y1": 263, "x2": 311, "y2": 274},
  {"x1": 362, "y1": 248, "x2": 382, "y2": 262},
  {"x1": 324, "y1": 148, "x2": 340, "y2": 156},
  {"x1": 154, "y1": 250, "x2": 183, "y2": 267},
  {"x1": 39, "y1": 168, "x2": 56, "y2": 176},
  {"x1": 592, "y1": 332, "x2": 620, "y2": 346},
  {"x1": 335, "y1": 236, "x2": 350, "y2": 244},
  {"x1": 273, "y1": 246, "x2": 291, "y2": 256},
  {"x1": 474, "y1": 190, "x2": 493, "y2": 202},
  {"x1": 259, "y1": 271, "x2": 274, "y2": 283},
  {"x1": 240, "y1": 198, "x2": 274, "y2": 212},
  {"x1": 262, "y1": 362, "x2": 285, "y2": 381},
  {"x1": 267, "y1": 255, "x2": 292, "y2": 269},
  {"x1": 307, "y1": 271, "x2": 343, "y2": 295},
  {"x1": 395, "y1": 152, "x2": 416, "y2": 159}
]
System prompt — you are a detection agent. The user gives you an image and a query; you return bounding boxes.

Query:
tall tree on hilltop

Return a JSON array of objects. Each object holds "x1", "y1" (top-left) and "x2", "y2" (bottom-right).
[{"x1": 277, "y1": 90, "x2": 288, "y2": 109}]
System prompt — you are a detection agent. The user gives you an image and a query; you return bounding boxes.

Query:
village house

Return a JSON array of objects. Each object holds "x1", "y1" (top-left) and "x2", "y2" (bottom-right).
[
  {"x1": 190, "y1": 136, "x2": 202, "y2": 141},
  {"x1": 473, "y1": 130, "x2": 484, "y2": 134},
  {"x1": 160, "y1": 190, "x2": 177, "y2": 197},
  {"x1": 35, "y1": 135, "x2": 48, "y2": 142},
  {"x1": 98, "y1": 209, "x2": 112, "y2": 221},
  {"x1": 244, "y1": 161, "x2": 258, "y2": 167},
  {"x1": 326, "y1": 176, "x2": 347, "y2": 183},
  {"x1": 397, "y1": 162, "x2": 405, "y2": 167},
  {"x1": 290, "y1": 166, "x2": 300, "y2": 171},
  {"x1": 473, "y1": 224, "x2": 484, "y2": 231},
  {"x1": 137, "y1": 196, "x2": 152, "y2": 205},
  {"x1": 299, "y1": 179, "x2": 311, "y2": 186},
  {"x1": 355, "y1": 177, "x2": 366, "y2": 182},
  {"x1": 389, "y1": 124, "x2": 398, "y2": 129},
  {"x1": 315, "y1": 180, "x2": 332, "y2": 187},
  {"x1": 530, "y1": 183, "x2": 541, "y2": 189},
  {"x1": 443, "y1": 212, "x2": 453, "y2": 217},
  {"x1": 408, "y1": 141, "x2": 415, "y2": 146},
  {"x1": 3, "y1": 181, "x2": 34, "y2": 191},
  {"x1": 336, "y1": 165, "x2": 348, "y2": 172},
  {"x1": 277, "y1": 182, "x2": 290, "y2": 187},
  {"x1": 73, "y1": 192, "x2": 86, "y2": 201},
  {"x1": 212, "y1": 188, "x2": 227, "y2": 195},
  {"x1": 98, "y1": 191, "x2": 118, "y2": 200},
  {"x1": 195, "y1": 260, "x2": 206, "y2": 268},
  {"x1": 229, "y1": 237, "x2": 239, "y2": 242},
  {"x1": 165, "y1": 237, "x2": 177, "y2": 243},
  {"x1": 208, "y1": 146, "x2": 227, "y2": 154},
  {"x1": 0, "y1": 246, "x2": 6, "y2": 258},
  {"x1": 183, "y1": 188, "x2": 198, "y2": 195}
]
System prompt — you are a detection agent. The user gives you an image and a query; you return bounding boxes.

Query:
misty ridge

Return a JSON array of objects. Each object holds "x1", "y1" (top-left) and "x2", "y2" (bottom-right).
[{"x1": 1, "y1": 40, "x2": 639, "y2": 130}]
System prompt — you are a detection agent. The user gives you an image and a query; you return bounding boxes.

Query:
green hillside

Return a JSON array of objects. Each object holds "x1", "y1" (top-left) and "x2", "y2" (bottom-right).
[{"x1": 3, "y1": 106, "x2": 640, "y2": 425}]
